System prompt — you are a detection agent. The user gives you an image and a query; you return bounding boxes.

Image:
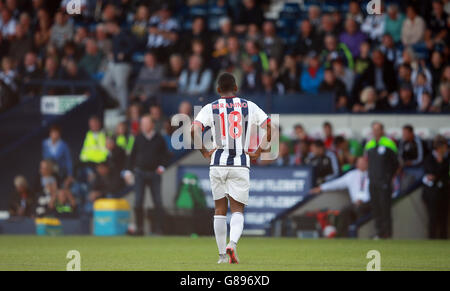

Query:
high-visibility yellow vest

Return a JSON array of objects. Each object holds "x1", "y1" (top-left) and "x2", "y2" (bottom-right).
[
  {"x1": 80, "y1": 131, "x2": 108, "y2": 163},
  {"x1": 116, "y1": 134, "x2": 135, "y2": 155}
]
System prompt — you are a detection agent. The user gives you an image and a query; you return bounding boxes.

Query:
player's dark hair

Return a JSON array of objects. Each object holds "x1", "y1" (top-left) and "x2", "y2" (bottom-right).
[{"x1": 218, "y1": 73, "x2": 237, "y2": 93}]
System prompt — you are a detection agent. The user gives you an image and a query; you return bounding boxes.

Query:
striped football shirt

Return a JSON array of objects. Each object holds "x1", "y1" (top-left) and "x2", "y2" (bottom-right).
[{"x1": 194, "y1": 97, "x2": 269, "y2": 168}]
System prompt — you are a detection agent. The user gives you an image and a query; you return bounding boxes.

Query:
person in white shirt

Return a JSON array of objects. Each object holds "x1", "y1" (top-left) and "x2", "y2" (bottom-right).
[{"x1": 310, "y1": 157, "x2": 371, "y2": 237}]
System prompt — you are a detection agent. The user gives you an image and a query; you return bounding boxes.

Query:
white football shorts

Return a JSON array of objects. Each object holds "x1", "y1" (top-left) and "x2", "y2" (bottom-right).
[{"x1": 209, "y1": 167, "x2": 250, "y2": 205}]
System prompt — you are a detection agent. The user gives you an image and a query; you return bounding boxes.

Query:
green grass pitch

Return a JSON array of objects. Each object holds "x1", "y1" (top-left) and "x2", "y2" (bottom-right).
[{"x1": 0, "y1": 236, "x2": 449, "y2": 271}]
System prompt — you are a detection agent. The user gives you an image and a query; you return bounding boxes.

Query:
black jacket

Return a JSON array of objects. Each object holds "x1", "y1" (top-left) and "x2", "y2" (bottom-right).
[
  {"x1": 365, "y1": 137, "x2": 399, "y2": 183},
  {"x1": 127, "y1": 132, "x2": 170, "y2": 172}
]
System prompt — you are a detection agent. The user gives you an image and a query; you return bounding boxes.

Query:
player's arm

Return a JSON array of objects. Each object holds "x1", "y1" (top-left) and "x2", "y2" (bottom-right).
[
  {"x1": 192, "y1": 105, "x2": 216, "y2": 160},
  {"x1": 191, "y1": 122, "x2": 216, "y2": 160},
  {"x1": 248, "y1": 118, "x2": 272, "y2": 161}
]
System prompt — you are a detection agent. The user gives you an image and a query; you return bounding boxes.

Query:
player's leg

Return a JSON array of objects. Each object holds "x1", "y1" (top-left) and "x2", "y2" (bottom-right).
[
  {"x1": 226, "y1": 197, "x2": 245, "y2": 264},
  {"x1": 225, "y1": 168, "x2": 250, "y2": 264},
  {"x1": 210, "y1": 168, "x2": 229, "y2": 263},
  {"x1": 214, "y1": 197, "x2": 228, "y2": 263}
]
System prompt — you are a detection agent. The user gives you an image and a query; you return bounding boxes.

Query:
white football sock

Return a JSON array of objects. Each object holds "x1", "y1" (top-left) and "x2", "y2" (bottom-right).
[
  {"x1": 230, "y1": 212, "x2": 244, "y2": 245},
  {"x1": 214, "y1": 215, "x2": 227, "y2": 255}
]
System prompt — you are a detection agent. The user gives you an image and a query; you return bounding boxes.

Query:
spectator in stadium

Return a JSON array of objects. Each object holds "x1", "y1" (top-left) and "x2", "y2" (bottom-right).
[
  {"x1": 8, "y1": 24, "x2": 33, "y2": 65},
  {"x1": 300, "y1": 53, "x2": 324, "y2": 94},
  {"x1": 322, "y1": 121, "x2": 335, "y2": 150},
  {"x1": 95, "y1": 24, "x2": 113, "y2": 57},
  {"x1": 399, "y1": 125, "x2": 426, "y2": 167},
  {"x1": 243, "y1": 40, "x2": 269, "y2": 73},
  {"x1": 308, "y1": 4, "x2": 322, "y2": 29},
  {"x1": 401, "y1": 5, "x2": 426, "y2": 47},
  {"x1": 352, "y1": 87, "x2": 382, "y2": 113},
  {"x1": 354, "y1": 41, "x2": 371, "y2": 75},
  {"x1": 101, "y1": 21, "x2": 134, "y2": 112},
  {"x1": 115, "y1": 121, "x2": 135, "y2": 155},
  {"x1": 132, "y1": 52, "x2": 165, "y2": 103},
  {"x1": 310, "y1": 157, "x2": 371, "y2": 237},
  {"x1": 160, "y1": 53, "x2": 183, "y2": 93},
  {"x1": 50, "y1": 11, "x2": 73, "y2": 49},
  {"x1": 125, "y1": 115, "x2": 170, "y2": 235},
  {"x1": 384, "y1": 4, "x2": 405, "y2": 44},
  {"x1": 131, "y1": 5, "x2": 150, "y2": 46},
  {"x1": 106, "y1": 136, "x2": 126, "y2": 176},
  {"x1": 379, "y1": 34, "x2": 402, "y2": 66},
  {"x1": 17, "y1": 51, "x2": 43, "y2": 90},
  {"x1": 234, "y1": 0, "x2": 264, "y2": 34},
  {"x1": 34, "y1": 159, "x2": 59, "y2": 217},
  {"x1": 365, "y1": 122, "x2": 399, "y2": 239},
  {"x1": 280, "y1": 54, "x2": 301, "y2": 93},
  {"x1": 269, "y1": 141, "x2": 295, "y2": 167},
  {"x1": 79, "y1": 39, "x2": 105, "y2": 78},
  {"x1": 225, "y1": 35, "x2": 242, "y2": 68},
  {"x1": 0, "y1": 8, "x2": 17, "y2": 39},
  {"x1": 430, "y1": 51, "x2": 445, "y2": 96},
  {"x1": 340, "y1": 17, "x2": 367, "y2": 59},
  {"x1": 0, "y1": 56, "x2": 17, "y2": 93},
  {"x1": 431, "y1": 82, "x2": 450, "y2": 113},
  {"x1": 42, "y1": 57, "x2": 61, "y2": 95},
  {"x1": 331, "y1": 59, "x2": 354, "y2": 95},
  {"x1": 354, "y1": 50, "x2": 397, "y2": 101},
  {"x1": 146, "y1": 4, "x2": 179, "y2": 61},
  {"x1": 127, "y1": 103, "x2": 142, "y2": 136},
  {"x1": 9, "y1": 176, "x2": 35, "y2": 217},
  {"x1": 48, "y1": 188, "x2": 77, "y2": 218},
  {"x1": 334, "y1": 136, "x2": 364, "y2": 173},
  {"x1": 393, "y1": 83, "x2": 417, "y2": 113},
  {"x1": 413, "y1": 72, "x2": 433, "y2": 108},
  {"x1": 240, "y1": 58, "x2": 262, "y2": 94},
  {"x1": 293, "y1": 139, "x2": 310, "y2": 166},
  {"x1": 319, "y1": 68, "x2": 347, "y2": 102},
  {"x1": 425, "y1": 0, "x2": 448, "y2": 50},
  {"x1": 79, "y1": 116, "x2": 108, "y2": 169},
  {"x1": 178, "y1": 54, "x2": 213, "y2": 95},
  {"x1": 261, "y1": 20, "x2": 284, "y2": 63},
  {"x1": 261, "y1": 72, "x2": 284, "y2": 95},
  {"x1": 320, "y1": 34, "x2": 354, "y2": 70},
  {"x1": 422, "y1": 135, "x2": 449, "y2": 239},
  {"x1": 293, "y1": 20, "x2": 322, "y2": 58},
  {"x1": 418, "y1": 91, "x2": 434, "y2": 113},
  {"x1": 180, "y1": 17, "x2": 211, "y2": 55},
  {"x1": 149, "y1": 105, "x2": 166, "y2": 133},
  {"x1": 305, "y1": 140, "x2": 340, "y2": 186},
  {"x1": 361, "y1": 3, "x2": 386, "y2": 43},
  {"x1": 88, "y1": 162, "x2": 124, "y2": 206},
  {"x1": 347, "y1": 1, "x2": 364, "y2": 25},
  {"x1": 42, "y1": 125, "x2": 74, "y2": 187},
  {"x1": 293, "y1": 124, "x2": 310, "y2": 143},
  {"x1": 34, "y1": 9, "x2": 51, "y2": 50}
]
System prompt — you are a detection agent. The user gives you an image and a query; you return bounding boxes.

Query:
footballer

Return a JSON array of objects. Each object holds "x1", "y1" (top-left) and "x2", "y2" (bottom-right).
[{"x1": 191, "y1": 73, "x2": 272, "y2": 264}]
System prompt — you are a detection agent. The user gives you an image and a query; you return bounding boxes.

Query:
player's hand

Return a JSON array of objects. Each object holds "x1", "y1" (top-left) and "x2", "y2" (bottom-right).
[
  {"x1": 309, "y1": 187, "x2": 322, "y2": 195},
  {"x1": 202, "y1": 149, "x2": 217, "y2": 160},
  {"x1": 246, "y1": 149, "x2": 262, "y2": 161}
]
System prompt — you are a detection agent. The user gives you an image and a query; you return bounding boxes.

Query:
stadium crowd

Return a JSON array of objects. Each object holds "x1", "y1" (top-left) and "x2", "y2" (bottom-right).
[
  {"x1": 0, "y1": 0, "x2": 449, "y2": 113},
  {"x1": 2, "y1": 0, "x2": 449, "y2": 237}
]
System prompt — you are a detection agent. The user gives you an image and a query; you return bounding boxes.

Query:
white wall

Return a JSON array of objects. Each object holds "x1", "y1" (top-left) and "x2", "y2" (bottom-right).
[{"x1": 279, "y1": 114, "x2": 450, "y2": 140}]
